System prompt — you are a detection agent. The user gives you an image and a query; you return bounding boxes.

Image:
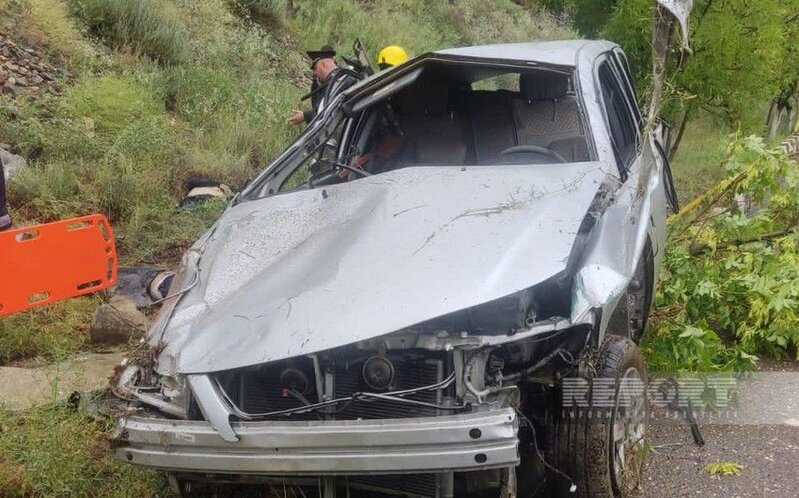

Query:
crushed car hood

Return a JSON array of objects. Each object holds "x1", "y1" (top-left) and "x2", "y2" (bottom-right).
[{"x1": 156, "y1": 163, "x2": 610, "y2": 374}]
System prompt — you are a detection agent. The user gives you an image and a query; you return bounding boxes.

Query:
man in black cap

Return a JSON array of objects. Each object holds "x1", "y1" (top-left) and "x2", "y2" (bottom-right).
[{"x1": 288, "y1": 45, "x2": 359, "y2": 125}]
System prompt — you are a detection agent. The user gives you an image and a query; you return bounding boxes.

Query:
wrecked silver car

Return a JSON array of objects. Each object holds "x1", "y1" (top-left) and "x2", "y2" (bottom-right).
[{"x1": 112, "y1": 40, "x2": 678, "y2": 497}]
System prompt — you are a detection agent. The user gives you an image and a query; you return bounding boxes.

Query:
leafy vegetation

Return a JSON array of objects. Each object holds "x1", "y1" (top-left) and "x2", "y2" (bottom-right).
[
  {"x1": 705, "y1": 461, "x2": 743, "y2": 477},
  {"x1": 542, "y1": 0, "x2": 799, "y2": 156},
  {"x1": 644, "y1": 135, "x2": 799, "y2": 372}
]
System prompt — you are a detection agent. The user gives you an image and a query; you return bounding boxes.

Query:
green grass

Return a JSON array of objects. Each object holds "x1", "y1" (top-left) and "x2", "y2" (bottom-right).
[
  {"x1": 0, "y1": 403, "x2": 170, "y2": 497},
  {"x1": 67, "y1": 0, "x2": 185, "y2": 65},
  {"x1": 22, "y1": 0, "x2": 98, "y2": 68},
  {"x1": 289, "y1": 0, "x2": 570, "y2": 61},
  {"x1": 669, "y1": 114, "x2": 730, "y2": 203},
  {"x1": 0, "y1": 297, "x2": 100, "y2": 365},
  {"x1": 66, "y1": 74, "x2": 165, "y2": 137},
  {"x1": 226, "y1": 0, "x2": 287, "y2": 28}
]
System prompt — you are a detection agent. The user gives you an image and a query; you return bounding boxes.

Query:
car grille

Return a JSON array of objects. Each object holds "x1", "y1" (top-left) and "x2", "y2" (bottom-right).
[{"x1": 214, "y1": 353, "x2": 446, "y2": 421}]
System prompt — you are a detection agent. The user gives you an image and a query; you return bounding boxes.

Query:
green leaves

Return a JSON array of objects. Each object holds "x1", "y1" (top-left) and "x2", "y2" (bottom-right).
[
  {"x1": 705, "y1": 461, "x2": 743, "y2": 477},
  {"x1": 645, "y1": 135, "x2": 799, "y2": 372},
  {"x1": 593, "y1": 0, "x2": 799, "y2": 135}
]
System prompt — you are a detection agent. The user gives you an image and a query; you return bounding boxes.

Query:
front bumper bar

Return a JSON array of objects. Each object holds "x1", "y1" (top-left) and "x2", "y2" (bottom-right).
[{"x1": 117, "y1": 408, "x2": 519, "y2": 475}]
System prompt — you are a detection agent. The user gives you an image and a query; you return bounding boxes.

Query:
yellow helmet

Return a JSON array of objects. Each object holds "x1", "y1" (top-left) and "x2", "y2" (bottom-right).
[{"x1": 377, "y1": 45, "x2": 409, "y2": 69}]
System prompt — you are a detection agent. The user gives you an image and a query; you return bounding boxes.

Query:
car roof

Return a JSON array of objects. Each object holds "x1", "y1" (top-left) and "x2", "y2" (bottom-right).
[{"x1": 435, "y1": 40, "x2": 617, "y2": 67}]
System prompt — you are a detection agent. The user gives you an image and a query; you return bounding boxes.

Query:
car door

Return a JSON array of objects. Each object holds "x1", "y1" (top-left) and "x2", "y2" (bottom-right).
[{"x1": 596, "y1": 51, "x2": 668, "y2": 275}]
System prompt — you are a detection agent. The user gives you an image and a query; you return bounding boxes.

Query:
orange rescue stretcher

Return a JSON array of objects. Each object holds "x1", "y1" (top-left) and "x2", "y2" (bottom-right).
[{"x1": 0, "y1": 214, "x2": 117, "y2": 316}]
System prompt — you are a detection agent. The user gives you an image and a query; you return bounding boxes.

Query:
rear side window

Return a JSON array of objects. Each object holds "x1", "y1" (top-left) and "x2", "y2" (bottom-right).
[{"x1": 598, "y1": 61, "x2": 637, "y2": 170}]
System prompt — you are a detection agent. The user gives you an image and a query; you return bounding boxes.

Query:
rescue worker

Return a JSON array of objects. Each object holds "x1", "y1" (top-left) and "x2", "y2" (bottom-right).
[
  {"x1": 288, "y1": 45, "x2": 359, "y2": 125},
  {"x1": 376, "y1": 45, "x2": 409, "y2": 70}
]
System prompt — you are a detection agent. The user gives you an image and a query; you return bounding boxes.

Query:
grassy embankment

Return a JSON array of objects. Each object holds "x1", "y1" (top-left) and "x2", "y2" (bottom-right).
[{"x1": 0, "y1": 0, "x2": 569, "y2": 495}]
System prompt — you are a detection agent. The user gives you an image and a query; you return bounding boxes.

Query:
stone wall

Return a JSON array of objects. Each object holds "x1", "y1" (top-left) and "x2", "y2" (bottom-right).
[{"x1": 0, "y1": 34, "x2": 70, "y2": 97}]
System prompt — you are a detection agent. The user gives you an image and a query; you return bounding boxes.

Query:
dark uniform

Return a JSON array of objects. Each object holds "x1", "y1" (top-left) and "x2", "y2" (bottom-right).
[{"x1": 302, "y1": 47, "x2": 359, "y2": 124}]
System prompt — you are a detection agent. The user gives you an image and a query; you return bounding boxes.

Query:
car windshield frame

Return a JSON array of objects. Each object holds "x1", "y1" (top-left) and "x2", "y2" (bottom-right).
[{"x1": 238, "y1": 53, "x2": 592, "y2": 203}]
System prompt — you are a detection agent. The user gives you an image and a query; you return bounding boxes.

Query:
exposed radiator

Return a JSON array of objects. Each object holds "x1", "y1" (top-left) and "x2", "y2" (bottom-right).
[
  {"x1": 334, "y1": 356, "x2": 442, "y2": 419},
  {"x1": 214, "y1": 353, "x2": 446, "y2": 421}
]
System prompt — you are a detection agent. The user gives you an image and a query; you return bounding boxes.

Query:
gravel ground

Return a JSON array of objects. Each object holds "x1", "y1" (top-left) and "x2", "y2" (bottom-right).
[{"x1": 641, "y1": 359, "x2": 799, "y2": 497}]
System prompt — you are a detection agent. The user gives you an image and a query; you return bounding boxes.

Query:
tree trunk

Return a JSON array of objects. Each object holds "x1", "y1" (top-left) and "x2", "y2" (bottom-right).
[
  {"x1": 647, "y1": 4, "x2": 674, "y2": 125},
  {"x1": 768, "y1": 106, "x2": 784, "y2": 140},
  {"x1": 766, "y1": 99, "x2": 783, "y2": 140},
  {"x1": 668, "y1": 109, "x2": 690, "y2": 161}
]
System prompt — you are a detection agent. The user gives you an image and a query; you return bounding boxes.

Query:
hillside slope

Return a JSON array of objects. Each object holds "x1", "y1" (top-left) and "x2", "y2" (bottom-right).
[{"x1": 0, "y1": 1, "x2": 570, "y2": 495}]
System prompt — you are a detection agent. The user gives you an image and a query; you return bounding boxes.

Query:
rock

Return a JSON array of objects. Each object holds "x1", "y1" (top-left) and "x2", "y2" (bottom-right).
[
  {"x1": 0, "y1": 147, "x2": 26, "y2": 179},
  {"x1": 0, "y1": 35, "x2": 69, "y2": 99},
  {"x1": 89, "y1": 296, "x2": 149, "y2": 345},
  {"x1": 0, "y1": 352, "x2": 126, "y2": 411},
  {"x1": 0, "y1": 84, "x2": 18, "y2": 96}
]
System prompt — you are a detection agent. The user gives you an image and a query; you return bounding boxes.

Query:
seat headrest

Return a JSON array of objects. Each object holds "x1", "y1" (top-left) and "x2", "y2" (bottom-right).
[
  {"x1": 395, "y1": 82, "x2": 449, "y2": 115},
  {"x1": 520, "y1": 72, "x2": 570, "y2": 101}
]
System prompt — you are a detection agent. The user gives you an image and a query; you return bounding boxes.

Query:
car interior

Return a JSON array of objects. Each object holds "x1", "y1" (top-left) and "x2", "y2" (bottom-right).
[
  {"x1": 348, "y1": 63, "x2": 592, "y2": 172},
  {"x1": 277, "y1": 62, "x2": 594, "y2": 192}
]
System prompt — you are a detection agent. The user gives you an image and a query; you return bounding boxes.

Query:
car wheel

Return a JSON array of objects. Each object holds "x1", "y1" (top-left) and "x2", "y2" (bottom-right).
[{"x1": 548, "y1": 336, "x2": 648, "y2": 497}]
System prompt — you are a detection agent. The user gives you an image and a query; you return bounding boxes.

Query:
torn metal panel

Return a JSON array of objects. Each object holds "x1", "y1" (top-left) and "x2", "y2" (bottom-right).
[
  {"x1": 656, "y1": 0, "x2": 693, "y2": 51},
  {"x1": 155, "y1": 162, "x2": 613, "y2": 375}
]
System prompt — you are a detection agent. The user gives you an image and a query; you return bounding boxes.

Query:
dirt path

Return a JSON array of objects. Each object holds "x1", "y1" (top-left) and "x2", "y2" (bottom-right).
[{"x1": 642, "y1": 360, "x2": 799, "y2": 496}]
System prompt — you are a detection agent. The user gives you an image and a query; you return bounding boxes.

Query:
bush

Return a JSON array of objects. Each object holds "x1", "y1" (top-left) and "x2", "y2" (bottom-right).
[
  {"x1": 644, "y1": 135, "x2": 799, "y2": 371},
  {"x1": 68, "y1": 0, "x2": 185, "y2": 65}
]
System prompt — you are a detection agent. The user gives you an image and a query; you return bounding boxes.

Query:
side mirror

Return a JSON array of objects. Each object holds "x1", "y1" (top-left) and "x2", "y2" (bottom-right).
[
  {"x1": 654, "y1": 118, "x2": 673, "y2": 153},
  {"x1": 653, "y1": 139, "x2": 680, "y2": 214}
]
